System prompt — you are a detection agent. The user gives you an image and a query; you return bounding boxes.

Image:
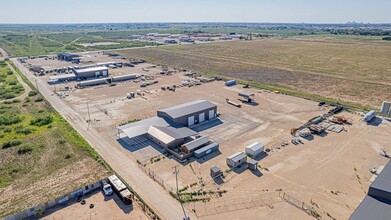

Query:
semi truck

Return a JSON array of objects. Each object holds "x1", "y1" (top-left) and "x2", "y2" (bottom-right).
[{"x1": 107, "y1": 175, "x2": 133, "y2": 204}]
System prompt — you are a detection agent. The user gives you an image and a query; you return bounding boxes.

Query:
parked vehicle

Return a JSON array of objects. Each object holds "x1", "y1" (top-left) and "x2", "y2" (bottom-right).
[{"x1": 101, "y1": 179, "x2": 113, "y2": 196}]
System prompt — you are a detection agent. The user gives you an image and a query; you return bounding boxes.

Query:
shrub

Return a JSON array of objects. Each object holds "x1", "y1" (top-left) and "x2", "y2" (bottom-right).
[
  {"x1": 11, "y1": 139, "x2": 22, "y2": 146},
  {"x1": 15, "y1": 126, "x2": 34, "y2": 135},
  {"x1": 28, "y1": 90, "x2": 38, "y2": 97},
  {"x1": 7, "y1": 70, "x2": 13, "y2": 75},
  {"x1": 2, "y1": 141, "x2": 11, "y2": 149},
  {"x1": 12, "y1": 99, "x2": 20, "y2": 103},
  {"x1": 65, "y1": 154, "x2": 72, "y2": 159},
  {"x1": 2, "y1": 139, "x2": 22, "y2": 149},
  {"x1": 8, "y1": 81, "x2": 17, "y2": 85},
  {"x1": 3, "y1": 93, "x2": 15, "y2": 99},
  {"x1": 35, "y1": 97, "x2": 44, "y2": 102},
  {"x1": 30, "y1": 115, "x2": 53, "y2": 126},
  {"x1": 17, "y1": 145, "x2": 33, "y2": 154},
  {"x1": 0, "y1": 114, "x2": 22, "y2": 126},
  {"x1": 0, "y1": 133, "x2": 4, "y2": 138},
  {"x1": 58, "y1": 140, "x2": 66, "y2": 145},
  {"x1": 3, "y1": 127, "x2": 12, "y2": 133}
]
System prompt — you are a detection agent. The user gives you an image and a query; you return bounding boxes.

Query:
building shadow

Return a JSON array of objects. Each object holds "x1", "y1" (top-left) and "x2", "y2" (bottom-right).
[
  {"x1": 213, "y1": 176, "x2": 225, "y2": 185},
  {"x1": 242, "y1": 101, "x2": 259, "y2": 106},
  {"x1": 196, "y1": 150, "x2": 222, "y2": 164},
  {"x1": 231, "y1": 165, "x2": 247, "y2": 174},
  {"x1": 250, "y1": 152, "x2": 268, "y2": 161},
  {"x1": 367, "y1": 117, "x2": 383, "y2": 126},
  {"x1": 317, "y1": 131, "x2": 329, "y2": 138},
  {"x1": 117, "y1": 136, "x2": 164, "y2": 153},
  {"x1": 303, "y1": 135, "x2": 314, "y2": 141},
  {"x1": 251, "y1": 169, "x2": 263, "y2": 177}
]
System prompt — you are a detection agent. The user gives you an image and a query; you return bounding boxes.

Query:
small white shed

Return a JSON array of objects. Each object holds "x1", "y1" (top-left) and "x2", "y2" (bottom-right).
[{"x1": 245, "y1": 142, "x2": 264, "y2": 158}]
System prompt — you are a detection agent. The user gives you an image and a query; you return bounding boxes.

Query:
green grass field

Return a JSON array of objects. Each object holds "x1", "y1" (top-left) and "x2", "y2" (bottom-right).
[
  {"x1": 0, "y1": 61, "x2": 110, "y2": 218},
  {"x1": 0, "y1": 61, "x2": 24, "y2": 100},
  {"x1": 119, "y1": 36, "x2": 391, "y2": 108}
]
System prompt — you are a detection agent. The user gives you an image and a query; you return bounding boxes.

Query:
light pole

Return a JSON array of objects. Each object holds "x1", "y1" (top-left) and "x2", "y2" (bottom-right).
[{"x1": 173, "y1": 166, "x2": 189, "y2": 220}]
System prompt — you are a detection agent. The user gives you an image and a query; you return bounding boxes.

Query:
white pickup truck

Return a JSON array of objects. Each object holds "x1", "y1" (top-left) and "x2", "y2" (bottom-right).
[{"x1": 101, "y1": 179, "x2": 113, "y2": 196}]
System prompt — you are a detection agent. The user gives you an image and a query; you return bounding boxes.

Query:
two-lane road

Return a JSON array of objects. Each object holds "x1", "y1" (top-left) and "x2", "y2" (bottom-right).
[{"x1": 12, "y1": 58, "x2": 197, "y2": 220}]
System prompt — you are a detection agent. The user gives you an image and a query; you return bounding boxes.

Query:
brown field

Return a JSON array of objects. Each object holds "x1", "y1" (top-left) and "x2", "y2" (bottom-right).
[{"x1": 118, "y1": 36, "x2": 391, "y2": 107}]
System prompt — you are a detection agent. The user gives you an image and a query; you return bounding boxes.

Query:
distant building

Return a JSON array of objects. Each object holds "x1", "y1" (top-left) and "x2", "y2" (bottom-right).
[{"x1": 57, "y1": 52, "x2": 80, "y2": 62}]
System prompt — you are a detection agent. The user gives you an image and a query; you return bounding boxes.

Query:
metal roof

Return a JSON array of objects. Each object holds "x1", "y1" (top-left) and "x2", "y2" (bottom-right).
[
  {"x1": 227, "y1": 152, "x2": 247, "y2": 162},
  {"x1": 157, "y1": 100, "x2": 216, "y2": 119},
  {"x1": 350, "y1": 161, "x2": 391, "y2": 220},
  {"x1": 49, "y1": 73, "x2": 76, "y2": 80},
  {"x1": 245, "y1": 142, "x2": 264, "y2": 151},
  {"x1": 349, "y1": 196, "x2": 391, "y2": 220},
  {"x1": 148, "y1": 126, "x2": 196, "y2": 144},
  {"x1": 58, "y1": 52, "x2": 79, "y2": 57},
  {"x1": 239, "y1": 91, "x2": 255, "y2": 97},
  {"x1": 183, "y1": 136, "x2": 209, "y2": 152},
  {"x1": 368, "y1": 160, "x2": 391, "y2": 201},
  {"x1": 118, "y1": 117, "x2": 170, "y2": 139},
  {"x1": 75, "y1": 66, "x2": 108, "y2": 74}
]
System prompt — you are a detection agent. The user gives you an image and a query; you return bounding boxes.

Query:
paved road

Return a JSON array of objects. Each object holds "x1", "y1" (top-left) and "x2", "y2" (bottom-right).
[{"x1": 11, "y1": 58, "x2": 197, "y2": 220}]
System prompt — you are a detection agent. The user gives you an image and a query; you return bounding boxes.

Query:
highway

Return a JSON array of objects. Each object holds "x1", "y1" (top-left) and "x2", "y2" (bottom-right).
[{"x1": 11, "y1": 58, "x2": 197, "y2": 220}]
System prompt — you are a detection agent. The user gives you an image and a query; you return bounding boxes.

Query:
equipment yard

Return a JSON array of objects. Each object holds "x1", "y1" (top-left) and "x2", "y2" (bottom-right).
[{"x1": 16, "y1": 51, "x2": 391, "y2": 220}]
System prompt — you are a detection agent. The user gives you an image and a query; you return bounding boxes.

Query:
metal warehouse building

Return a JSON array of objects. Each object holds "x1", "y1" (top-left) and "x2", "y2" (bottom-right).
[
  {"x1": 57, "y1": 52, "x2": 80, "y2": 62},
  {"x1": 157, "y1": 100, "x2": 217, "y2": 127},
  {"x1": 74, "y1": 66, "x2": 109, "y2": 79},
  {"x1": 148, "y1": 126, "x2": 197, "y2": 149},
  {"x1": 350, "y1": 160, "x2": 391, "y2": 220}
]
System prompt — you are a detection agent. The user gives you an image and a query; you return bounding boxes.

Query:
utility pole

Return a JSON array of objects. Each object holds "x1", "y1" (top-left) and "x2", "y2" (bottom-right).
[
  {"x1": 172, "y1": 166, "x2": 189, "y2": 220},
  {"x1": 87, "y1": 103, "x2": 91, "y2": 131}
]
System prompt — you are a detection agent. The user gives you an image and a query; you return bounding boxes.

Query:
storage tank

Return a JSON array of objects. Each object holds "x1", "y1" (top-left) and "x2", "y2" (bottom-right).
[
  {"x1": 364, "y1": 110, "x2": 376, "y2": 122},
  {"x1": 225, "y1": 80, "x2": 236, "y2": 87}
]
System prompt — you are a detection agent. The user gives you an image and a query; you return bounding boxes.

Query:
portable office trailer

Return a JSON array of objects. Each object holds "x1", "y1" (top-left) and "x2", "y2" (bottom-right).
[
  {"x1": 112, "y1": 74, "x2": 138, "y2": 82},
  {"x1": 77, "y1": 78, "x2": 108, "y2": 88},
  {"x1": 194, "y1": 142, "x2": 219, "y2": 158},
  {"x1": 225, "y1": 80, "x2": 236, "y2": 86},
  {"x1": 226, "y1": 152, "x2": 247, "y2": 168},
  {"x1": 181, "y1": 136, "x2": 209, "y2": 154},
  {"x1": 245, "y1": 142, "x2": 264, "y2": 158}
]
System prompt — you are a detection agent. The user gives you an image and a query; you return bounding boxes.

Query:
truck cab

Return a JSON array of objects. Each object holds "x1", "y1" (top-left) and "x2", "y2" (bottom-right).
[{"x1": 102, "y1": 179, "x2": 113, "y2": 196}]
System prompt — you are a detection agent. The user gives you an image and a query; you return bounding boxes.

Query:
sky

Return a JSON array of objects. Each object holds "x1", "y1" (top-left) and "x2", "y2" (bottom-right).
[{"x1": 0, "y1": 0, "x2": 390, "y2": 24}]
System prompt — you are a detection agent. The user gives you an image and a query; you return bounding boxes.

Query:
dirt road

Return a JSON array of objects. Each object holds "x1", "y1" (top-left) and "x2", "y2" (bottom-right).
[
  {"x1": 0, "y1": 62, "x2": 32, "y2": 103},
  {"x1": 11, "y1": 58, "x2": 196, "y2": 220},
  {"x1": 0, "y1": 47, "x2": 8, "y2": 60}
]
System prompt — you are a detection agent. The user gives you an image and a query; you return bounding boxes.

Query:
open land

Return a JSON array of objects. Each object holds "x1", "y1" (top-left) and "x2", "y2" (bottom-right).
[
  {"x1": 19, "y1": 51, "x2": 391, "y2": 220},
  {"x1": 0, "y1": 60, "x2": 110, "y2": 218},
  {"x1": 118, "y1": 36, "x2": 391, "y2": 108}
]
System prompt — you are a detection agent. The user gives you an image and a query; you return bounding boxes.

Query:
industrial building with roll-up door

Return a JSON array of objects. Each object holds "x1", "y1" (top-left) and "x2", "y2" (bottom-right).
[
  {"x1": 74, "y1": 66, "x2": 109, "y2": 79},
  {"x1": 157, "y1": 100, "x2": 217, "y2": 127}
]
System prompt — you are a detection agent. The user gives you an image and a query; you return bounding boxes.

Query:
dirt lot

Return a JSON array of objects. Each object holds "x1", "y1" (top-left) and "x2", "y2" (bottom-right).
[
  {"x1": 37, "y1": 190, "x2": 148, "y2": 220},
  {"x1": 117, "y1": 37, "x2": 391, "y2": 107},
  {"x1": 27, "y1": 52, "x2": 391, "y2": 220}
]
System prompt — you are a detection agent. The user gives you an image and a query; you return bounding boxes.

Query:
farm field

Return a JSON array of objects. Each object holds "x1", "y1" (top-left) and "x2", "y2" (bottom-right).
[
  {"x1": 0, "y1": 62, "x2": 110, "y2": 218},
  {"x1": 119, "y1": 36, "x2": 391, "y2": 108}
]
